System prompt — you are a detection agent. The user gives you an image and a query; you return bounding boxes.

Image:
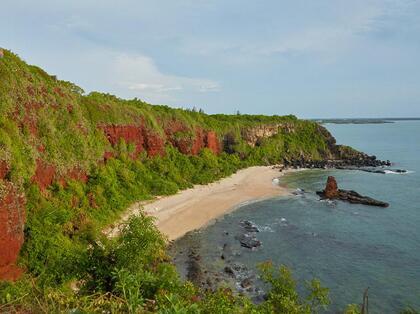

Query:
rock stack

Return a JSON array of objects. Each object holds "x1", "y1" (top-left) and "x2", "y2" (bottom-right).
[{"x1": 317, "y1": 176, "x2": 389, "y2": 207}]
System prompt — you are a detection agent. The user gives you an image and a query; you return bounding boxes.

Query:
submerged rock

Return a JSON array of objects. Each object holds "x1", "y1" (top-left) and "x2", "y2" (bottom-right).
[
  {"x1": 292, "y1": 188, "x2": 305, "y2": 196},
  {"x1": 238, "y1": 234, "x2": 262, "y2": 249},
  {"x1": 317, "y1": 176, "x2": 389, "y2": 207},
  {"x1": 240, "y1": 220, "x2": 259, "y2": 233},
  {"x1": 186, "y1": 249, "x2": 203, "y2": 286},
  {"x1": 224, "y1": 266, "x2": 235, "y2": 276},
  {"x1": 361, "y1": 168, "x2": 407, "y2": 174},
  {"x1": 241, "y1": 278, "x2": 253, "y2": 289}
]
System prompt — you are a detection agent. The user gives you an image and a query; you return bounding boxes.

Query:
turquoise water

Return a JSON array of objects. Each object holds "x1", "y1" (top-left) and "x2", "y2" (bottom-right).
[{"x1": 171, "y1": 121, "x2": 420, "y2": 313}]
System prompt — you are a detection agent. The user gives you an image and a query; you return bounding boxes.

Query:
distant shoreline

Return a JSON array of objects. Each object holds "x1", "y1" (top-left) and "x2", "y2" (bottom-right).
[
  {"x1": 105, "y1": 166, "x2": 296, "y2": 240},
  {"x1": 313, "y1": 117, "x2": 420, "y2": 125}
]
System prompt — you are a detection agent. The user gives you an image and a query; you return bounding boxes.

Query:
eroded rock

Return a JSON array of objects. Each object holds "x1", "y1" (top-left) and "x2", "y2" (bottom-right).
[{"x1": 317, "y1": 176, "x2": 389, "y2": 207}]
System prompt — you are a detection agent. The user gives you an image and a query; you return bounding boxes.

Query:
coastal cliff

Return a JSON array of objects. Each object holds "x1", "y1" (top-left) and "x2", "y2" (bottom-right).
[{"x1": 0, "y1": 50, "x2": 384, "y2": 285}]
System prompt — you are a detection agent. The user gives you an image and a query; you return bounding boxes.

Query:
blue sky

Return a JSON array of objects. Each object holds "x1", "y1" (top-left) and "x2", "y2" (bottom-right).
[{"x1": 2, "y1": 0, "x2": 420, "y2": 118}]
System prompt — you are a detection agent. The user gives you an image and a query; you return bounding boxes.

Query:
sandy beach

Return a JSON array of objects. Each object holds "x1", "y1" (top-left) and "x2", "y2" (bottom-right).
[{"x1": 106, "y1": 166, "x2": 294, "y2": 240}]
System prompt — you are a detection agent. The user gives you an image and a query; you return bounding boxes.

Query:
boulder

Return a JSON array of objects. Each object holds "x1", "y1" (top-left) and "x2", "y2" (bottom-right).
[{"x1": 238, "y1": 234, "x2": 262, "y2": 249}]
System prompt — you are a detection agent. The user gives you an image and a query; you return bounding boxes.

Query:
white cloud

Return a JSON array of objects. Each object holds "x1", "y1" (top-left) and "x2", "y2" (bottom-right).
[
  {"x1": 198, "y1": 83, "x2": 220, "y2": 93},
  {"x1": 127, "y1": 83, "x2": 182, "y2": 92},
  {"x1": 113, "y1": 54, "x2": 220, "y2": 103}
]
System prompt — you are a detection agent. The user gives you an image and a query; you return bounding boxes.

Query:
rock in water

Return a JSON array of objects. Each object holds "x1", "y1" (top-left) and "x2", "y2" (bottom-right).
[
  {"x1": 238, "y1": 234, "x2": 262, "y2": 249},
  {"x1": 324, "y1": 176, "x2": 339, "y2": 198},
  {"x1": 240, "y1": 220, "x2": 259, "y2": 232},
  {"x1": 317, "y1": 176, "x2": 389, "y2": 207}
]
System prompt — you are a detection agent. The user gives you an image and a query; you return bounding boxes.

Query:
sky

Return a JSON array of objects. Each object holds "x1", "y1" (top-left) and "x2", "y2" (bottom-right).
[{"x1": 2, "y1": 0, "x2": 420, "y2": 118}]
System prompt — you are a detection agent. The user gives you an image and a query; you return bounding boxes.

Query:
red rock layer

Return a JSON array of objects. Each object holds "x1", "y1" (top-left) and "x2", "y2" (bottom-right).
[
  {"x1": 100, "y1": 123, "x2": 221, "y2": 157},
  {"x1": 191, "y1": 129, "x2": 205, "y2": 155},
  {"x1": 31, "y1": 159, "x2": 56, "y2": 192},
  {"x1": 164, "y1": 120, "x2": 191, "y2": 154},
  {"x1": 144, "y1": 130, "x2": 165, "y2": 157},
  {"x1": 100, "y1": 124, "x2": 167, "y2": 158},
  {"x1": 205, "y1": 131, "x2": 220, "y2": 154},
  {"x1": 0, "y1": 181, "x2": 26, "y2": 281},
  {"x1": 100, "y1": 124, "x2": 145, "y2": 157}
]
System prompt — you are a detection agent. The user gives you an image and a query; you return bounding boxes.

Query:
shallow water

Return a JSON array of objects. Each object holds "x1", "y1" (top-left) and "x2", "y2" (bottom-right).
[{"x1": 170, "y1": 121, "x2": 420, "y2": 313}]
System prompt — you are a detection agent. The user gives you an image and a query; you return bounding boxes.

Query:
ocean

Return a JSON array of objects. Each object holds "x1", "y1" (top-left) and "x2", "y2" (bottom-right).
[{"x1": 169, "y1": 121, "x2": 420, "y2": 313}]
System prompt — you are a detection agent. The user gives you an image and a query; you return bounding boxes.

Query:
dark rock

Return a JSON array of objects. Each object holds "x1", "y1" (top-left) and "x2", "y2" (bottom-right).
[
  {"x1": 224, "y1": 266, "x2": 235, "y2": 276},
  {"x1": 240, "y1": 220, "x2": 259, "y2": 232},
  {"x1": 317, "y1": 176, "x2": 389, "y2": 207},
  {"x1": 232, "y1": 263, "x2": 248, "y2": 272},
  {"x1": 238, "y1": 234, "x2": 262, "y2": 249},
  {"x1": 240, "y1": 278, "x2": 253, "y2": 289},
  {"x1": 186, "y1": 250, "x2": 204, "y2": 285},
  {"x1": 282, "y1": 151, "x2": 391, "y2": 170}
]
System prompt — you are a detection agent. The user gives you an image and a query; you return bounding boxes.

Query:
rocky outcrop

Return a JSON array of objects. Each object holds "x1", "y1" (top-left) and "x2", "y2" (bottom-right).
[
  {"x1": 283, "y1": 152, "x2": 391, "y2": 170},
  {"x1": 0, "y1": 181, "x2": 26, "y2": 281},
  {"x1": 323, "y1": 176, "x2": 339, "y2": 198},
  {"x1": 241, "y1": 123, "x2": 294, "y2": 147},
  {"x1": 237, "y1": 220, "x2": 262, "y2": 249},
  {"x1": 317, "y1": 176, "x2": 389, "y2": 207},
  {"x1": 100, "y1": 123, "x2": 221, "y2": 158}
]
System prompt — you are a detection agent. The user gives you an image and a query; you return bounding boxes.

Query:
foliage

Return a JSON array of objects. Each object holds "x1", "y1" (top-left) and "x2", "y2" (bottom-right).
[{"x1": 257, "y1": 262, "x2": 330, "y2": 314}]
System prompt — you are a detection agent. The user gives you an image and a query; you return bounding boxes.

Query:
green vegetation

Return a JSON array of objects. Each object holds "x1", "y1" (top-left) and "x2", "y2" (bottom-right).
[
  {"x1": 1, "y1": 216, "x2": 332, "y2": 313},
  {"x1": 1, "y1": 50, "x2": 413, "y2": 313}
]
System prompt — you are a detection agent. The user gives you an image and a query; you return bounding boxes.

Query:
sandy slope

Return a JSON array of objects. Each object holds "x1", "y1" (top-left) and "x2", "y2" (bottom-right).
[{"x1": 105, "y1": 166, "x2": 294, "y2": 240}]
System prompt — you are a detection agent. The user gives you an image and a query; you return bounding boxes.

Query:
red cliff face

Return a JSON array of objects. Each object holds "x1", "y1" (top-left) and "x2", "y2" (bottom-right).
[
  {"x1": 0, "y1": 181, "x2": 26, "y2": 281},
  {"x1": 191, "y1": 129, "x2": 205, "y2": 155},
  {"x1": 100, "y1": 124, "x2": 167, "y2": 158},
  {"x1": 205, "y1": 131, "x2": 220, "y2": 154},
  {"x1": 32, "y1": 159, "x2": 56, "y2": 192},
  {"x1": 144, "y1": 131, "x2": 165, "y2": 157},
  {"x1": 100, "y1": 123, "x2": 222, "y2": 157},
  {"x1": 164, "y1": 120, "x2": 192, "y2": 154},
  {"x1": 100, "y1": 124, "x2": 145, "y2": 157}
]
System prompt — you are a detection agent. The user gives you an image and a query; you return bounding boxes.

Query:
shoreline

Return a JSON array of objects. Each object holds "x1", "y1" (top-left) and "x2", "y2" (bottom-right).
[{"x1": 105, "y1": 166, "x2": 297, "y2": 240}]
